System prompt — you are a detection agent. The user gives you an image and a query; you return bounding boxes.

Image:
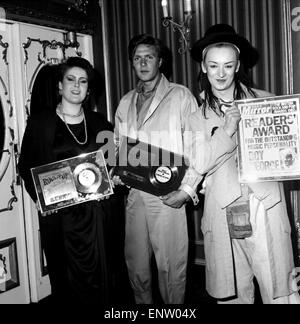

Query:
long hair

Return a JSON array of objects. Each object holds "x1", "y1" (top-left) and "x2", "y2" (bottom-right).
[{"x1": 198, "y1": 46, "x2": 258, "y2": 118}]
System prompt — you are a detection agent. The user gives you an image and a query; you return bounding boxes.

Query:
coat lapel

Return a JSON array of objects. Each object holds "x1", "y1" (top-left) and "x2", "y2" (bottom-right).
[
  {"x1": 126, "y1": 91, "x2": 139, "y2": 138},
  {"x1": 142, "y1": 74, "x2": 170, "y2": 126}
]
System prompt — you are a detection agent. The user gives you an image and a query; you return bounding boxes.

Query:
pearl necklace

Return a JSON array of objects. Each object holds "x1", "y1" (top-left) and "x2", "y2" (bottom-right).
[{"x1": 58, "y1": 105, "x2": 88, "y2": 145}]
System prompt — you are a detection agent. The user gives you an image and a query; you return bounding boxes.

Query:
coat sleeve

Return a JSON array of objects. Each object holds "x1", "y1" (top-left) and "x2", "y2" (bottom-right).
[
  {"x1": 189, "y1": 88, "x2": 273, "y2": 175},
  {"x1": 184, "y1": 111, "x2": 237, "y2": 176},
  {"x1": 113, "y1": 97, "x2": 128, "y2": 151},
  {"x1": 18, "y1": 116, "x2": 42, "y2": 202},
  {"x1": 114, "y1": 106, "x2": 122, "y2": 150},
  {"x1": 178, "y1": 89, "x2": 203, "y2": 204}
]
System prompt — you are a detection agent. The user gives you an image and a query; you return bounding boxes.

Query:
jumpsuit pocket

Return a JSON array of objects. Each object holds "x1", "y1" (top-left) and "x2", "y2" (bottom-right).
[{"x1": 226, "y1": 202, "x2": 253, "y2": 239}]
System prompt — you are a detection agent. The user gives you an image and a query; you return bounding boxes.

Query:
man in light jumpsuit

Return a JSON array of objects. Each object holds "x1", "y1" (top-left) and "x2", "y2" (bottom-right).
[{"x1": 114, "y1": 34, "x2": 201, "y2": 304}]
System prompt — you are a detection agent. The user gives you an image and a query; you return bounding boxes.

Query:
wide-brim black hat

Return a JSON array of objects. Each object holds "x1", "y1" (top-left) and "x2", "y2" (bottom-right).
[{"x1": 190, "y1": 24, "x2": 259, "y2": 69}]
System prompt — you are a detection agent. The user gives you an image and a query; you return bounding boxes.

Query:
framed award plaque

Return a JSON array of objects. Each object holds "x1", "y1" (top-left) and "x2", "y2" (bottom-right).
[
  {"x1": 113, "y1": 137, "x2": 187, "y2": 196},
  {"x1": 236, "y1": 94, "x2": 300, "y2": 183},
  {"x1": 31, "y1": 150, "x2": 113, "y2": 213}
]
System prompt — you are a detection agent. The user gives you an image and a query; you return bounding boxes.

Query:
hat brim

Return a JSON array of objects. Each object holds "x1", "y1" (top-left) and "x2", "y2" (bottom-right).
[{"x1": 190, "y1": 32, "x2": 259, "y2": 69}]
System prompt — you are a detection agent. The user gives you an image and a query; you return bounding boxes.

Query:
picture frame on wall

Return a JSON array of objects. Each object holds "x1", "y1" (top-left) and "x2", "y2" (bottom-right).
[{"x1": 0, "y1": 238, "x2": 20, "y2": 293}]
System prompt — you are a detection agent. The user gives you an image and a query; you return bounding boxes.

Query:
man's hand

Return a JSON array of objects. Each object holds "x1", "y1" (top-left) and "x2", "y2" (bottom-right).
[
  {"x1": 223, "y1": 105, "x2": 241, "y2": 137},
  {"x1": 160, "y1": 190, "x2": 190, "y2": 209}
]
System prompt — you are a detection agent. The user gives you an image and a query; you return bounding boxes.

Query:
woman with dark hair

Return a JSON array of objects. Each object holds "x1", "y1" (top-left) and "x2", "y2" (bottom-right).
[
  {"x1": 186, "y1": 24, "x2": 300, "y2": 304},
  {"x1": 18, "y1": 57, "x2": 114, "y2": 304}
]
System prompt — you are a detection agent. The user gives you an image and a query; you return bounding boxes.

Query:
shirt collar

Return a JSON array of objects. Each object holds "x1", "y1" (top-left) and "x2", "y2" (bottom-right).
[{"x1": 136, "y1": 74, "x2": 162, "y2": 95}]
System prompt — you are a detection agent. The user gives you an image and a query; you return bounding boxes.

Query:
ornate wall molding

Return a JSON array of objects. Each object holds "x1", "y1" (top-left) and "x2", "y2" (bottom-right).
[
  {"x1": 22, "y1": 34, "x2": 82, "y2": 117},
  {"x1": 0, "y1": 181, "x2": 18, "y2": 213},
  {"x1": 0, "y1": 33, "x2": 11, "y2": 181},
  {"x1": 0, "y1": 0, "x2": 96, "y2": 34}
]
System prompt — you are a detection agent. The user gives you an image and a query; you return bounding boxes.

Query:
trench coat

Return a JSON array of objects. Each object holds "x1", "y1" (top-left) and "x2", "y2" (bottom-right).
[{"x1": 185, "y1": 87, "x2": 295, "y2": 299}]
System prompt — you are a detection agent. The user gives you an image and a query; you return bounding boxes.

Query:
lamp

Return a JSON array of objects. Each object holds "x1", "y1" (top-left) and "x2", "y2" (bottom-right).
[
  {"x1": 64, "y1": 31, "x2": 82, "y2": 57},
  {"x1": 161, "y1": 0, "x2": 194, "y2": 54},
  {"x1": 64, "y1": 31, "x2": 78, "y2": 47}
]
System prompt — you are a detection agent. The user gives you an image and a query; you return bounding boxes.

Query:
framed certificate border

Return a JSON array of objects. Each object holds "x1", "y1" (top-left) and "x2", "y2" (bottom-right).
[
  {"x1": 31, "y1": 150, "x2": 113, "y2": 213},
  {"x1": 236, "y1": 94, "x2": 300, "y2": 183}
]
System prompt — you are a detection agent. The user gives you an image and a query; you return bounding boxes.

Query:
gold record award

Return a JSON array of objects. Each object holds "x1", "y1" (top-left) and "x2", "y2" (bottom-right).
[
  {"x1": 31, "y1": 150, "x2": 113, "y2": 214},
  {"x1": 73, "y1": 162, "x2": 102, "y2": 194},
  {"x1": 113, "y1": 137, "x2": 187, "y2": 196}
]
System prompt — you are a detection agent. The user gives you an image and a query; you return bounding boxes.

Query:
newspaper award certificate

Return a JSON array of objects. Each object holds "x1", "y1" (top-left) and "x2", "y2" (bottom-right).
[
  {"x1": 236, "y1": 94, "x2": 300, "y2": 182},
  {"x1": 31, "y1": 150, "x2": 113, "y2": 213}
]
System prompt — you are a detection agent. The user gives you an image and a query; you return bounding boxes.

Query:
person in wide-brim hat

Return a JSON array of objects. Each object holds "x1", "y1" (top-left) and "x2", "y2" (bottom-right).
[
  {"x1": 190, "y1": 23, "x2": 259, "y2": 70},
  {"x1": 184, "y1": 23, "x2": 300, "y2": 304}
]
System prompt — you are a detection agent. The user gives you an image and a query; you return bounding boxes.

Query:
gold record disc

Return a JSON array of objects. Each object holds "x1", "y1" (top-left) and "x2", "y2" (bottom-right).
[
  {"x1": 73, "y1": 162, "x2": 102, "y2": 194},
  {"x1": 149, "y1": 165, "x2": 179, "y2": 189}
]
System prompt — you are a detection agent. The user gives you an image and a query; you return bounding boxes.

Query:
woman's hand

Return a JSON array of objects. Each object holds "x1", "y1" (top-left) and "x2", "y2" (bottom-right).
[
  {"x1": 109, "y1": 168, "x2": 127, "y2": 188},
  {"x1": 96, "y1": 195, "x2": 110, "y2": 201},
  {"x1": 111, "y1": 175, "x2": 130, "y2": 189},
  {"x1": 111, "y1": 175, "x2": 126, "y2": 187},
  {"x1": 223, "y1": 105, "x2": 241, "y2": 137},
  {"x1": 36, "y1": 201, "x2": 58, "y2": 216}
]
